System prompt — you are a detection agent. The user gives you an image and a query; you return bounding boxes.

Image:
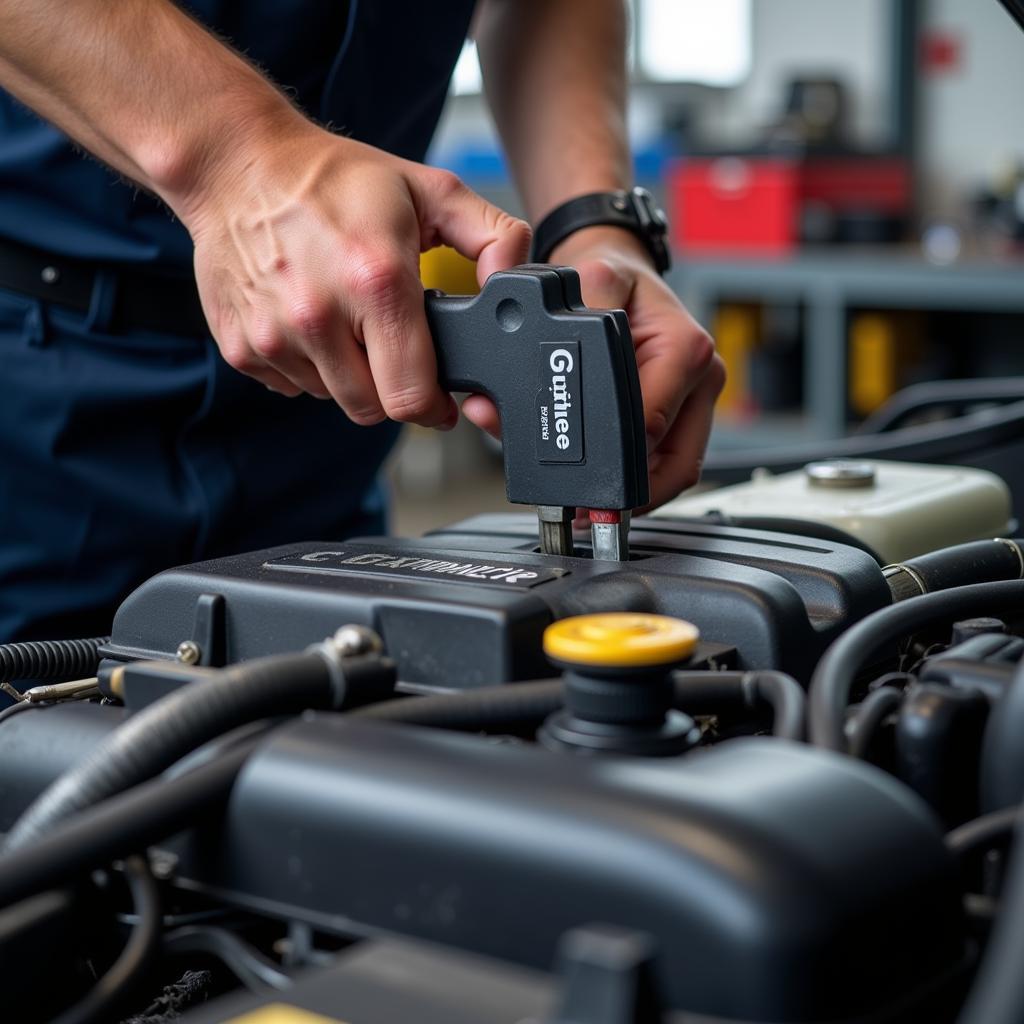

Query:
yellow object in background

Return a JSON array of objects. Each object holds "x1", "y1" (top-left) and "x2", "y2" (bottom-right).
[
  {"x1": 713, "y1": 303, "x2": 760, "y2": 417},
  {"x1": 224, "y1": 1004, "x2": 346, "y2": 1024},
  {"x1": 849, "y1": 312, "x2": 924, "y2": 417},
  {"x1": 420, "y1": 245, "x2": 480, "y2": 294}
]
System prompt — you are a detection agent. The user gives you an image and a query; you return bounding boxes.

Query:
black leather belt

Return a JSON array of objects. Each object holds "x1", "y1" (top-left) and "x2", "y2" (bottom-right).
[{"x1": 0, "y1": 235, "x2": 210, "y2": 338}]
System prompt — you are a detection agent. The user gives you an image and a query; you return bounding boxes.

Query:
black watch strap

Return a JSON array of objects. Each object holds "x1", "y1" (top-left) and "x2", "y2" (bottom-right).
[{"x1": 530, "y1": 187, "x2": 672, "y2": 274}]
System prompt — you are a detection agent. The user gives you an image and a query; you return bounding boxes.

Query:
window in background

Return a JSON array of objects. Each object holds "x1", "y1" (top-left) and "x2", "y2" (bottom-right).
[
  {"x1": 451, "y1": 0, "x2": 752, "y2": 96},
  {"x1": 636, "y1": 0, "x2": 751, "y2": 85},
  {"x1": 452, "y1": 40, "x2": 483, "y2": 96}
]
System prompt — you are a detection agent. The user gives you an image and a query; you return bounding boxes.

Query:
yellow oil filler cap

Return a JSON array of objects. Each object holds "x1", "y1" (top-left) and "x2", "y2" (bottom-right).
[{"x1": 543, "y1": 613, "x2": 699, "y2": 668}]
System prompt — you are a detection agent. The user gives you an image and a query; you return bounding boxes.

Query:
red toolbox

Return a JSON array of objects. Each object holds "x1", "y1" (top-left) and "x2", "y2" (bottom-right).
[{"x1": 669, "y1": 156, "x2": 911, "y2": 255}]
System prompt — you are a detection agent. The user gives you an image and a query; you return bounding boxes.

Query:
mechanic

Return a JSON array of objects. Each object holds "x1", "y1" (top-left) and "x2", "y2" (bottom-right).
[{"x1": 0, "y1": 0, "x2": 723, "y2": 644}]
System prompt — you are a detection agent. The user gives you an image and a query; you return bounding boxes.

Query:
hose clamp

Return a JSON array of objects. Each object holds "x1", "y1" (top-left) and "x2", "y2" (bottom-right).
[
  {"x1": 308, "y1": 626, "x2": 393, "y2": 709},
  {"x1": 994, "y1": 538, "x2": 1024, "y2": 579},
  {"x1": 883, "y1": 563, "x2": 929, "y2": 602}
]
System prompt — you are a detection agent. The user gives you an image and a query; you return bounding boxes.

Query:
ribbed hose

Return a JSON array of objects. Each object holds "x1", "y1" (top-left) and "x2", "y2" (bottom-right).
[
  {"x1": 4, "y1": 652, "x2": 334, "y2": 852},
  {"x1": 0, "y1": 637, "x2": 109, "y2": 683}
]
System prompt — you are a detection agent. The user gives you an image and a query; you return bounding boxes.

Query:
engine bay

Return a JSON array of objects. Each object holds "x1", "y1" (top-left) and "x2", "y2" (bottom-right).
[{"x1": 3, "y1": 459, "x2": 1024, "y2": 1023}]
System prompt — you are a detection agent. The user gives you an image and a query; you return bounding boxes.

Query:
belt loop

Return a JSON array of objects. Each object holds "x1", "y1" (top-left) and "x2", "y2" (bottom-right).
[
  {"x1": 84, "y1": 268, "x2": 118, "y2": 334},
  {"x1": 23, "y1": 298, "x2": 48, "y2": 348}
]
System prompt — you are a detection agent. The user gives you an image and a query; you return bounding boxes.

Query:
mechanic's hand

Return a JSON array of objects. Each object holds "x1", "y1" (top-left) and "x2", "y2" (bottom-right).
[
  {"x1": 181, "y1": 127, "x2": 531, "y2": 428},
  {"x1": 462, "y1": 226, "x2": 725, "y2": 509}
]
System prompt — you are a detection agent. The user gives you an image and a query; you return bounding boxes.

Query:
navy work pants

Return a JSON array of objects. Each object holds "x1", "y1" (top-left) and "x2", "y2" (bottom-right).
[{"x1": 0, "y1": 287, "x2": 399, "y2": 642}]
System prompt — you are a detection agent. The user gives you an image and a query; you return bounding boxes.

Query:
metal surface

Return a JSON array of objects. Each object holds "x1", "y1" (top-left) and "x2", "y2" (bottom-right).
[
  {"x1": 176, "y1": 640, "x2": 201, "y2": 665},
  {"x1": 590, "y1": 511, "x2": 631, "y2": 561},
  {"x1": 331, "y1": 624, "x2": 384, "y2": 658},
  {"x1": 671, "y1": 252, "x2": 1024, "y2": 445},
  {"x1": 538, "y1": 505, "x2": 575, "y2": 556},
  {"x1": 805, "y1": 460, "x2": 877, "y2": 488}
]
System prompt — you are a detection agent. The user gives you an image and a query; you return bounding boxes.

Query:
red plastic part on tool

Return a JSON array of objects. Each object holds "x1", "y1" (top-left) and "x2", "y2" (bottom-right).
[{"x1": 589, "y1": 509, "x2": 622, "y2": 524}]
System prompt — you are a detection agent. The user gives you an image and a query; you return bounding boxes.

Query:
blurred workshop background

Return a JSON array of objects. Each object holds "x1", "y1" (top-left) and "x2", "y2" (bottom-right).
[{"x1": 391, "y1": 0, "x2": 1024, "y2": 535}]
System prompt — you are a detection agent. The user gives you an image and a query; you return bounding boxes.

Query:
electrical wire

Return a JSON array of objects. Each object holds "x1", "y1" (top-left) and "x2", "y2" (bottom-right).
[
  {"x1": 49, "y1": 855, "x2": 161, "y2": 1024},
  {"x1": 0, "y1": 700, "x2": 38, "y2": 726},
  {"x1": 808, "y1": 580, "x2": 1024, "y2": 752}
]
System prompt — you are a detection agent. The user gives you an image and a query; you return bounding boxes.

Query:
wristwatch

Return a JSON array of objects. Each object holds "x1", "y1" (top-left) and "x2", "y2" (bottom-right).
[{"x1": 530, "y1": 186, "x2": 672, "y2": 274}]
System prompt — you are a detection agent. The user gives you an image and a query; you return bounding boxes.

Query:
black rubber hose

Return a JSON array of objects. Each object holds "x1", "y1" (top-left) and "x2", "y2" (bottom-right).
[
  {"x1": 50, "y1": 855, "x2": 160, "y2": 1024},
  {"x1": 672, "y1": 670, "x2": 806, "y2": 741},
  {"x1": 748, "y1": 671, "x2": 806, "y2": 741},
  {"x1": 0, "y1": 738, "x2": 257, "y2": 909},
  {"x1": 4, "y1": 652, "x2": 334, "y2": 852},
  {"x1": 957, "y1": 803, "x2": 1024, "y2": 1024},
  {"x1": 355, "y1": 670, "x2": 806, "y2": 741},
  {"x1": 0, "y1": 636, "x2": 109, "y2": 683},
  {"x1": 809, "y1": 581, "x2": 1024, "y2": 753},
  {"x1": 162, "y1": 926, "x2": 292, "y2": 992},
  {"x1": 885, "y1": 539, "x2": 1024, "y2": 602},
  {"x1": 847, "y1": 687, "x2": 904, "y2": 760},
  {"x1": 353, "y1": 678, "x2": 564, "y2": 729},
  {"x1": 947, "y1": 806, "x2": 1021, "y2": 858}
]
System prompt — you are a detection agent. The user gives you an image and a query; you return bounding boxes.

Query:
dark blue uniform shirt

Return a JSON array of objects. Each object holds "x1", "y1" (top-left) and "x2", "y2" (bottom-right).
[{"x1": 0, "y1": 0, "x2": 476, "y2": 641}]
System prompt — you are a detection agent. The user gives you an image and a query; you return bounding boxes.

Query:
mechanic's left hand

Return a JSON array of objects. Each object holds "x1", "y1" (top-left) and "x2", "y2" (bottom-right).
[{"x1": 461, "y1": 225, "x2": 725, "y2": 511}]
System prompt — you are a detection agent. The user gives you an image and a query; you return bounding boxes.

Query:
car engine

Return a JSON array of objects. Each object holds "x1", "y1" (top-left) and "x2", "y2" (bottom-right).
[{"x1": 3, "y1": 451, "x2": 1024, "y2": 1024}]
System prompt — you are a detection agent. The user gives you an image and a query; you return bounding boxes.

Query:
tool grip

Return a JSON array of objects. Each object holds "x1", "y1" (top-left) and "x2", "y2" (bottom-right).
[{"x1": 425, "y1": 265, "x2": 649, "y2": 511}]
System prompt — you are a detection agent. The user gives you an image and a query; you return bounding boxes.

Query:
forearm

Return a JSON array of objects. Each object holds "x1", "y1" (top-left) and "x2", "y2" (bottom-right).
[
  {"x1": 0, "y1": 0, "x2": 307, "y2": 217},
  {"x1": 476, "y1": 0, "x2": 631, "y2": 222}
]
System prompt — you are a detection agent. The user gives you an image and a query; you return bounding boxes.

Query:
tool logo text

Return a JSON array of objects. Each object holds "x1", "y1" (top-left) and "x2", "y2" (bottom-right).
[{"x1": 537, "y1": 340, "x2": 584, "y2": 464}]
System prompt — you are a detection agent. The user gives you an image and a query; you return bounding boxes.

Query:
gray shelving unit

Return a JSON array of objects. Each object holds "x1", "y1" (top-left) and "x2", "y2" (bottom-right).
[{"x1": 668, "y1": 249, "x2": 1024, "y2": 446}]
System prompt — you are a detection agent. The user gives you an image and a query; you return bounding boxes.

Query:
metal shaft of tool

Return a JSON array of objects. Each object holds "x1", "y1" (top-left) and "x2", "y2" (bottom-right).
[
  {"x1": 538, "y1": 505, "x2": 575, "y2": 556},
  {"x1": 590, "y1": 510, "x2": 631, "y2": 561},
  {"x1": 22, "y1": 678, "x2": 102, "y2": 703}
]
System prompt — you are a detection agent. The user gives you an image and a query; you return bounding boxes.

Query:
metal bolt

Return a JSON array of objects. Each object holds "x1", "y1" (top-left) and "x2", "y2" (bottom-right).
[
  {"x1": 149, "y1": 851, "x2": 179, "y2": 880},
  {"x1": 332, "y1": 624, "x2": 383, "y2": 658},
  {"x1": 40, "y1": 266, "x2": 60, "y2": 285},
  {"x1": 611, "y1": 195, "x2": 629, "y2": 212},
  {"x1": 176, "y1": 640, "x2": 202, "y2": 665}
]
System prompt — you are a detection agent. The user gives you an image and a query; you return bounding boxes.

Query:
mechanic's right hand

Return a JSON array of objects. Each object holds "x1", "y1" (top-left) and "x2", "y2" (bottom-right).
[{"x1": 178, "y1": 127, "x2": 531, "y2": 428}]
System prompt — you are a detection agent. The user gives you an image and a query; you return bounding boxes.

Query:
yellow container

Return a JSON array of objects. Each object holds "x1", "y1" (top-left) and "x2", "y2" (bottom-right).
[{"x1": 420, "y1": 246, "x2": 480, "y2": 295}]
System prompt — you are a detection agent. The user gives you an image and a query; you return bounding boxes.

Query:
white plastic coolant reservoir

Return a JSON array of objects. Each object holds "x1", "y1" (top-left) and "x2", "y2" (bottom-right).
[{"x1": 654, "y1": 460, "x2": 1013, "y2": 564}]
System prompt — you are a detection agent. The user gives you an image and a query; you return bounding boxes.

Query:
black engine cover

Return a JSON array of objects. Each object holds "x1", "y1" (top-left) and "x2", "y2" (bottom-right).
[
  {"x1": 103, "y1": 514, "x2": 890, "y2": 689},
  {"x1": 172, "y1": 718, "x2": 965, "y2": 1023}
]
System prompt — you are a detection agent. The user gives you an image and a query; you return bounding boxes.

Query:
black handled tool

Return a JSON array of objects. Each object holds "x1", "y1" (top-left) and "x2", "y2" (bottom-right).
[{"x1": 425, "y1": 264, "x2": 648, "y2": 560}]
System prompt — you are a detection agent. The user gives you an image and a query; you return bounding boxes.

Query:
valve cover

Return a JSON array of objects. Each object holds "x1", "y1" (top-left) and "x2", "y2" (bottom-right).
[{"x1": 103, "y1": 514, "x2": 891, "y2": 689}]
